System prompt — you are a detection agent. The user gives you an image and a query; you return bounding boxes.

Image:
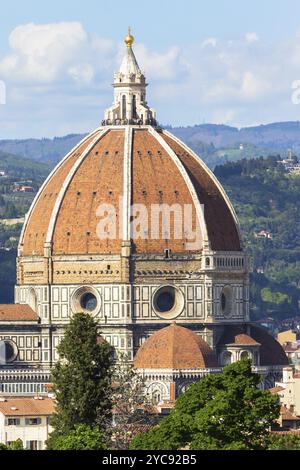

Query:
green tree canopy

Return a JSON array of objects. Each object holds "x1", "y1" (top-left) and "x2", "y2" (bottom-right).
[
  {"x1": 130, "y1": 360, "x2": 280, "y2": 450},
  {"x1": 49, "y1": 312, "x2": 113, "y2": 439},
  {"x1": 268, "y1": 433, "x2": 300, "y2": 450},
  {"x1": 47, "y1": 424, "x2": 106, "y2": 450}
]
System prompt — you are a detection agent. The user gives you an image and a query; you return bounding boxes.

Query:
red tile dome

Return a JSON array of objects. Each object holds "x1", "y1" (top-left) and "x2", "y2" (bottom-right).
[
  {"x1": 133, "y1": 323, "x2": 218, "y2": 369},
  {"x1": 19, "y1": 126, "x2": 241, "y2": 257}
]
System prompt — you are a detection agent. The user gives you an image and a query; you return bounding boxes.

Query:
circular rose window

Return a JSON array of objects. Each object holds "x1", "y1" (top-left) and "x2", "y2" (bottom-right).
[
  {"x1": 71, "y1": 287, "x2": 101, "y2": 317},
  {"x1": 152, "y1": 285, "x2": 184, "y2": 320},
  {"x1": 0, "y1": 340, "x2": 18, "y2": 364}
]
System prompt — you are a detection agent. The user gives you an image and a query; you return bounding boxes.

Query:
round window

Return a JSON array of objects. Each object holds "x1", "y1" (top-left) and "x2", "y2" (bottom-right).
[
  {"x1": 71, "y1": 287, "x2": 101, "y2": 317},
  {"x1": 155, "y1": 290, "x2": 175, "y2": 313},
  {"x1": 80, "y1": 293, "x2": 98, "y2": 312},
  {"x1": 152, "y1": 285, "x2": 184, "y2": 320},
  {"x1": 0, "y1": 340, "x2": 18, "y2": 364}
]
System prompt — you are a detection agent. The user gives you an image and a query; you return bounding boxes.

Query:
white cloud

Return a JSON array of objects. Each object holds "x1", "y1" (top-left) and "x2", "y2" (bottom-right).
[
  {"x1": 201, "y1": 37, "x2": 218, "y2": 48},
  {"x1": 240, "y1": 71, "x2": 270, "y2": 99},
  {"x1": 0, "y1": 22, "x2": 89, "y2": 83},
  {"x1": 68, "y1": 64, "x2": 95, "y2": 85},
  {"x1": 1, "y1": 22, "x2": 300, "y2": 137},
  {"x1": 245, "y1": 32, "x2": 259, "y2": 44},
  {"x1": 134, "y1": 44, "x2": 188, "y2": 81}
]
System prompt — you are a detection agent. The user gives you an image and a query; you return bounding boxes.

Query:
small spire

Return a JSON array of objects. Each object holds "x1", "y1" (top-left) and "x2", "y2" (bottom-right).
[{"x1": 124, "y1": 27, "x2": 135, "y2": 48}]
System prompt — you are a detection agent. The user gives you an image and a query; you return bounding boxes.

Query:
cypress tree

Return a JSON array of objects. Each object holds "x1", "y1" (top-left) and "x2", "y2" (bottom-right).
[{"x1": 50, "y1": 312, "x2": 113, "y2": 436}]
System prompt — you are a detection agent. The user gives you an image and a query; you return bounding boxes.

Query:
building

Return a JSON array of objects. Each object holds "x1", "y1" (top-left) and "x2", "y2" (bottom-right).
[
  {"x1": 279, "y1": 149, "x2": 300, "y2": 174},
  {"x1": 277, "y1": 405, "x2": 300, "y2": 430},
  {"x1": 0, "y1": 30, "x2": 288, "y2": 401},
  {"x1": 277, "y1": 330, "x2": 300, "y2": 345},
  {"x1": 282, "y1": 342, "x2": 300, "y2": 365},
  {"x1": 254, "y1": 230, "x2": 273, "y2": 240},
  {"x1": 13, "y1": 186, "x2": 35, "y2": 193},
  {"x1": 271, "y1": 367, "x2": 300, "y2": 416},
  {"x1": 0, "y1": 396, "x2": 55, "y2": 449}
]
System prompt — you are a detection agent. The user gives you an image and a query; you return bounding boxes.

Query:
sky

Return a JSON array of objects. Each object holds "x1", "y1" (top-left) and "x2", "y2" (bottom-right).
[{"x1": 1, "y1": 0, "x2": 300, "y2": 138}]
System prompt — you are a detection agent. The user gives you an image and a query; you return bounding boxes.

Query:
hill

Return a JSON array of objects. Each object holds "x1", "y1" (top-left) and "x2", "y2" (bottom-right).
[
  {"x1": 0, "y1": 150, "x2": 51, "y2": 179},
  {"x1": 1, "y1": 121, "x2": 300, "y2": 167},
  {"x1": 0, "y1": 134, "x2": 86, "y2": 165},
  {"x1": 215, "y1": 156, "x2": 300, "y2": 320}
]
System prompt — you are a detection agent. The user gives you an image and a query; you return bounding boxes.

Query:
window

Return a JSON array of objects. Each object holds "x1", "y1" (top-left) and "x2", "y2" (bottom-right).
[
  {"x1": 25, "y1": 417, "x2": 42, "y2": 426},
  {"x1": 122, "y1": 95, "x2": 126, "y2": 120},
  {"x1": 221, "y1": 293, "x2": 226, "y2": 311},
  {"x1": 71, "y1": 287, "x2": 101, "y2": 316},
  {"x1": 26, "y1": 440, "x2": 42, "y2": 450},
  {"x1": 0, "y1": 339, "x2": 18, "y2": 364},
  {"x1": 156, "y1": 290, "x2": 175, "y2": 312},
  {"x1": 152, "y1": 391, "x2": 161, "y2": 405},
  {"x1": 7, "y1": 418, "x2": 20, "y2": 426},
  {"x1": 132, "y1": 95, "x2": 137, "y2": 119},
  {"x1": 80, "y1": 293, "x2": 98, "y2": 312},
  {"x1": 240, "y1": 351, "x2": 250, "y2": 361},
  {"x1": 220, "y1": 286, "x2": 233, "y2": 318},
  {"x1": 152, "y1": 285, "x2": 184, "y2": 320},
  {"x1": 223, "y1": 351, "x2": 232, "y2": 366}
]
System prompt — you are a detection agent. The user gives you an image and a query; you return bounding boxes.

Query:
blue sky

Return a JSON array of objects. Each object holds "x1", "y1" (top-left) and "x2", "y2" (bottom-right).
[{"x1": 1, "y1": 0, "x2": 300, "y2": 138}]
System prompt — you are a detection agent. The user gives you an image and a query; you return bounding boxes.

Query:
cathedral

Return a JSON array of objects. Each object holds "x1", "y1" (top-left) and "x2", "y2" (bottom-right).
[{"x1": 0, "y1": 30, "x2": 287, "y2": 403}]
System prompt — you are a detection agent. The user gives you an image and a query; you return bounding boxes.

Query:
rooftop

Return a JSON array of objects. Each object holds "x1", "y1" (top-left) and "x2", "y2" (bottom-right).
[
  {"x1": 0, "y1": 304, "x2": 38, "y2": 322},
  {"x1": 0, "y1": 397, "x2": 55, "y2": 416},
  {"x1": 134, "y1": 323, "x2": 218, "y2": 370}
]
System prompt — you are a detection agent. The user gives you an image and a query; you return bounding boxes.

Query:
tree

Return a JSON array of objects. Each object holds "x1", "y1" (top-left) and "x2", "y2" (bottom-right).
[
  {"x1": 47, "y1": 424, "x2": 106, "y2": 450},
  {"x1": 8, "y1": 439, "x2": 24, "y2": 450},
  {"x1": 268, "y1": 433, "x2": 300, "y2": 450},
  {"x1": 0, "y1": 439, "x2": 24, "y2": 451},
  {"x1": 130, "y1": 360, "x2": 280, "y2": 450},
  {"x1": 108, "y1": 354, "x2": 156, "y2": 450},
  {"x1": 49, "y1": 312, "x2": 113, "y2": 439}
]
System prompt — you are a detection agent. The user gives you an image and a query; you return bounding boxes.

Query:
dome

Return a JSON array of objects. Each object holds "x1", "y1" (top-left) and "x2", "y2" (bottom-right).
[
  {"x1": 19, "y1": 126, "x2": 241, "y2": 257},
  {"x1": 219, "y1": 329, "x2": 260, "y2": 346},
  {"x1": 219, "y1": 325, "x2": 288, "y2": 366},
  {"x1": 249, "y1": 325, "x2": 289, "y2": 366},
  {"x1": 133, "y1": 323, "x2": 218, "y2": 369}
]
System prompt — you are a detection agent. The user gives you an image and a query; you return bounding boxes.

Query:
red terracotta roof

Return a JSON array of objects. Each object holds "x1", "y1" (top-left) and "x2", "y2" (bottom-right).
[
  {"x1": 0, "y1": 304, "x2": 38, "y2": 322},
  {"x1": 0, "y1": 397, "x2": 55, "y2": 416},
  {"x1": 20, "y1": 126, "x2": 242, "y2": 258},
  {"x1": 134, "y1": 323, "x2": 218, "y2": 369},
  {"x1": 280, "y1": 406, "x2": 300, "y2": 421},
  {"x1": 270, "y1": 386, "x2": 285, "y2": 394},
  {"x1": 220, "y1": 329, "x2": 260, "y2": 346}
]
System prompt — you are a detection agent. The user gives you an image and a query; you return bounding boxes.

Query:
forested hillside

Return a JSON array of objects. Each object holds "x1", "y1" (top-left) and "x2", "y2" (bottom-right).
[
  {"x1": 1, "y1": 121, "x2": 300, "y2": 168},
  {"x1": 215, "y1": 156, "x2": 300, "y2": 320}
]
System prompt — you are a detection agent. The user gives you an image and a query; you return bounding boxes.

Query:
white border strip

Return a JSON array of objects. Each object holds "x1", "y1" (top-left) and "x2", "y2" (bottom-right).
[{"x1": 123, "y1": 126, "x2": 133, "y2": 241}]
